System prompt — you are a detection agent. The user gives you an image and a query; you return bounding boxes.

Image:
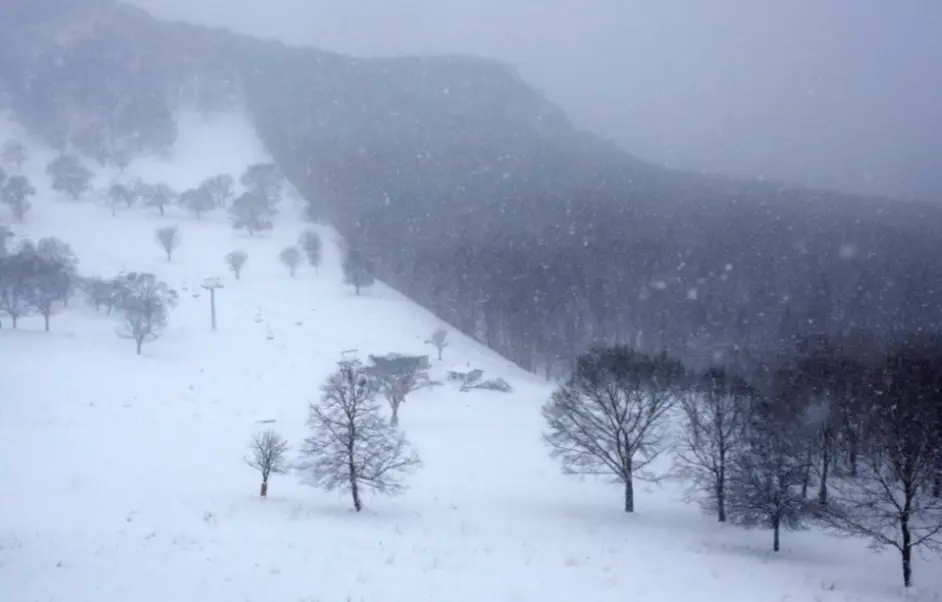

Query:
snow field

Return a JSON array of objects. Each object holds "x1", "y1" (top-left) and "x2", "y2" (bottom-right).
[{"x1": 0, "y1": 110, "x2": 939, "y2": 602}]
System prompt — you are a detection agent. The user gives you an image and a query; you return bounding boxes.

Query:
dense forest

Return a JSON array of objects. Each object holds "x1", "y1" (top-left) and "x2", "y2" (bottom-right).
[{"x1": 3, "y1": 0, "x2": 942, "y2": 379}]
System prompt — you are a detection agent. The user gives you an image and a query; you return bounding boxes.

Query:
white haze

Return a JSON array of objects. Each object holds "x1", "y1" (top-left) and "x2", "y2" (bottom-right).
[{"x1": 129, "y1": 0, "x2": 942, "y2": 202}]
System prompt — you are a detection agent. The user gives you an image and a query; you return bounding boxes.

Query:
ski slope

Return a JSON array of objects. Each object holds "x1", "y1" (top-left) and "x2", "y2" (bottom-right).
[{"x1": 0, "y1": 111, "x2": 938, "y2": 602}]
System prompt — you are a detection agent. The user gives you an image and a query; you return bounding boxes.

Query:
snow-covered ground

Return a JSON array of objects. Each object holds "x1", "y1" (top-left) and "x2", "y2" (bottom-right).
[{"x1": 1, "y1": 111, "x2": 939, "y2": 602}]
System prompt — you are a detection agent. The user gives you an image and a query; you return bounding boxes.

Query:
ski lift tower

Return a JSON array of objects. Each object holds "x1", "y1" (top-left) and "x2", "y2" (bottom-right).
[{"x1": 201, "y1": 277, "x2": 224, "y2": 331}]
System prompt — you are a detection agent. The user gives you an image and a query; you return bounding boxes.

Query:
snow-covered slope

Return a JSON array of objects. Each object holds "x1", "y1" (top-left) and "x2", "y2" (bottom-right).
[{"x1": 0, "y1": 111, "x2": 937, "y2": 602}]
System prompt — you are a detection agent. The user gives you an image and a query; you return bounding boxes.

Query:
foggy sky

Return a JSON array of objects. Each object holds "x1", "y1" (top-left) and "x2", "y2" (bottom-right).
[{"x1": 130, "y1": 0, "x2": 942, "y2": 201}]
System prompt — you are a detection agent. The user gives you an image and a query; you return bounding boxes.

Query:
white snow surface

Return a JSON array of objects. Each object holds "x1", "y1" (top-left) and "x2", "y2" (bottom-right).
[{"x1": 1, "y1": 111, "x2": 939, "y2": 602}]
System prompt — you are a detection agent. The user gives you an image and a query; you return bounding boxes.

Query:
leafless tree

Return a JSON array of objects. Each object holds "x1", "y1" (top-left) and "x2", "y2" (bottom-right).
[
  {"x1": 673, "y1": 368, "x2": 754, "y2": 522},
  {"x1": 245, "y1": 429, "x2": 289, "y2": 497},
  {"x1": 155, "y1": 226, "x2": 180, "y2": 261},
  {"x1": 725, "y1": 391, "x2": 811, "y2": 552},
  {"x1": 279, "y1": 246, "x2": 302, "y2": 277},
  {"x1": 114, "y1": 272, "x2": 178, "y2": 355},
  {"x1": 366, "y1": 355, "x2": 436, "y2": 426},
  {"x1": 297, "y1": 359, "x2": 422, "y2": 511},
  {"x1": 225, "y1": 250, "x2": 248, "y2": 279},
  {"x1": 426, "y1": 327, "x2": 449, "y2": 360},
  {"x1": 823, "y1": 350, "x2": 942, "y2": 588},
  {"x1": 543, "y1": 346, "x2": 685, "y2": 512}
]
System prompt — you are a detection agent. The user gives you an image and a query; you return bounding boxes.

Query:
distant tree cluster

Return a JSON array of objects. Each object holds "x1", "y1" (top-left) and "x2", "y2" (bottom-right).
[
  {"x1": 0, "y1": 236, "x2": 78, "y2": 330},
  {"x1": 82, "y1": 272, "x2": 178, "y2": 354},
  {"x1": 545, "y1": 341, "x2": 942, "y2": 588}
]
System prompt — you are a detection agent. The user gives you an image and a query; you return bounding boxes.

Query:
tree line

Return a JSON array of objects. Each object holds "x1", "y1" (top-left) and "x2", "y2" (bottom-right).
[{"x1": 542, "y1": 342, "x2": 942, "y2": 588}]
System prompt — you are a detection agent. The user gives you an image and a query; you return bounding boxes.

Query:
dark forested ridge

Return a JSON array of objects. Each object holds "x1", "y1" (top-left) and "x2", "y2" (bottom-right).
[{"x1": 3, "y1": 0, "x2": 942, "y2": 376}]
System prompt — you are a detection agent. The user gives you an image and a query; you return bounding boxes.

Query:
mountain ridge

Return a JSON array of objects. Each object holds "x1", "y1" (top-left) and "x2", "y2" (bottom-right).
[{"x1": 3, "y1": 0, "x2": 941, "y2": 376}]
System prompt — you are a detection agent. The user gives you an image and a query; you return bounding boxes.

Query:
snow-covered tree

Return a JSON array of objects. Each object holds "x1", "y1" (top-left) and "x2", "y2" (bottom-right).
[
  {"x1": 27, "y1": 237, "x2": 78, "y2": 330},
  {"x1": 425, "y1": 327, "x2": 449, "y2": 361},
  {"x1": 245, "y1": 429, "x2": 289, "y2": 498},
  {"x1": 240, "y1": 162, "x2": 282, "y2": 204},
  {"x1": 199, "y1": 174, "x2": 234, "y2": 207},
  {"x1": 297, "y1": 359, "x2": 422, "y2": 511},
  {"x1": 298, "y1": 229, "x2": 322, "y2": 273},
  {"x1": 543, "y1": 346, "x2": 685, "y2": 512},
  {"x1": 2, "y1": 175, "x2": 36, "y2": 221},
  {"x1": 0, "y1": 240, "x2": 38, "y2": 328},
  {"x1": 225, "y1": 250, "x2": 248, "y2": 279},
  {"x1": 342, "y1": 244, "x2": 375, "y2": 295},
  {"x1": 47, "y1": 154, "x2": 92, "y2": 200},
  {"x1": 279, "y1": 246, "x2": 302, "y2": 277},
  {"x1": 142, "y1": 182, "x2": 177, "y2": 216},
  {"x1": 180, "y1": 188, "x2": 214, "y2": 220},
  {"x1": 229, "y1": 191, "x2": 274, "y2": 235},
  {"x1": 155, "y1": 226, "x2": 180, "y2": 261},
  {"x1": 113, "y1": 272, "x2": 178, "y2": 355},
  {"x1": 108, "y1": 182, "x2": 135, "y2": 214}
]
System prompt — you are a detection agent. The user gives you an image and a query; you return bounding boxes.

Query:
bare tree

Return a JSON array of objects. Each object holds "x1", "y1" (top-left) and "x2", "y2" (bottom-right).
[
  {"x1": 279, "y1": 246, "x2": 302, "y2": 277},
  {"x1": 823, "y1": 349, "x2": 942, "y2": 588},
  {"x1": 298, "y1": 229, "x2": 322, "y2": 273},
  {"x1": 297, "y1": 359, "x2": 422, "y2": 512},
  {"x1": 543, "y1": 346, "x2": 685, "y2": 512},
  {"x1": 155, "y1": 226, "x2": 180, "y2": 261},
  {"x1": 113, "y1": 272, "x2": 178, "y2": 355},
  {"x1": 365, "y1": 355, "x2": 436, "y2": 426},
  {"x1": 673, "y1": 368, "x2": 754, "y2": 522},
  {"x1": 245, "y1": 430, "x2": 289, "y2": 498},
  {"x1": 725, "y1": 392, "x2": 810, "y2": 552},
  {"x1": 426, "y1": 327, "x2": 449, "y2": 361},
  {"x1": 225, "y1": 250, "x2": 248, "y2": 279}
]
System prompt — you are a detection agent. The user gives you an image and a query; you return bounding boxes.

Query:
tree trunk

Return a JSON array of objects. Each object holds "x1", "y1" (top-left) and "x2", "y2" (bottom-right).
[
  {"x1": 901, "y1": 512, "x2": 912, "y2": 587},
  {"x1": 624, "y1": 470, "x2": 634, "y2": 513},
  {"x1": 772, "y1": 514, "x2": 781, "y2": 552},
  {"x1": 260, "y1": 480, "x2": 268, "y2": 498},
  {"x1": 716, "y1": 478, "x2": 726, "y2": 523},
  {"x1": 350, "y1": 474, "x2": 362, "y2": 512},
  {"x1": 44, "y1": 313, "x2": 50, "y2": 332},
  {"x1": 136, "y1": 339, "x2": 143, "y2": 355},
  {"x1": 801, "y1": 448, "x2": 812, "y2": 498},
  {"x1": 818, "y1": 434, "x2": 830, "y2": 505},
  {"x1": 390, "y1": 401, "x2": 400, "y2": 427},
  {"x1": 11, "y1": 314, "x2": 17, "y2": 329},
  {"x1": 437, "y1": 347, "x2": 442, "y2": 361}
]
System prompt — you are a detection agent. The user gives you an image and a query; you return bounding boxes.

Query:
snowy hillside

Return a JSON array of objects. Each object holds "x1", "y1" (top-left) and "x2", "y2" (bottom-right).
[{"x1": 0, "y1": 111, "x2": 938, "y2": 602}]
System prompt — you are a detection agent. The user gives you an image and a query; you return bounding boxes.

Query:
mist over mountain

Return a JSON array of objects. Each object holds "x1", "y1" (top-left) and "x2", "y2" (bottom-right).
[{"x1": 2, "y1": 0, "x2": 941, "y2": 377}]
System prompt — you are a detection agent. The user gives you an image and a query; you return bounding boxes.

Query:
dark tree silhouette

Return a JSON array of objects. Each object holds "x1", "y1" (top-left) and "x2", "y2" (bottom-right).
[
  {"x1": 298, "y1": 359, "x2": 421, "y2": 511},
  {"x1": 543, "y1": 346, "x2": 685, "y2": 512}
]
